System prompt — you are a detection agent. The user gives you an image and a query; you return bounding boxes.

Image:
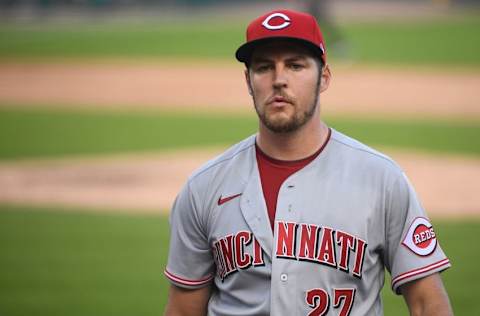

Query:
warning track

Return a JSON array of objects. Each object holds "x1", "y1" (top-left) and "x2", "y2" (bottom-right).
[
  {"x1": 0, "y1": 148, "x2": 478, "y2": 217},
  {"x1": 0, "y1": 61, "x2": 478, "y2": 217},
  {"x1": 0, "y1": 62, "x2": 479, "y2": 118}
]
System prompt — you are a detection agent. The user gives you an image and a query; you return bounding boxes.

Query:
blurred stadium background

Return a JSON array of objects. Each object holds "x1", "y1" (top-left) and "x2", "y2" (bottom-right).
[{"x1": 0, "y1": 0, "x2": 479, "y2": 315}]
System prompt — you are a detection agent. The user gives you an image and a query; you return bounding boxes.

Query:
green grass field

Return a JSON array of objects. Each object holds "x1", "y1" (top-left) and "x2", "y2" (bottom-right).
[
  {"x1": 0, "y1": 16, "x2": 479, "y2": 65},
  {"x1": 0, "y1": 206, "x2": 477, "y2": 316},
  {"x1": 0, "y1": 106, "x2": 479, "y2": 160},
  {"x1": 342, "y1": 17, "x2": 480, "y2": 66}
]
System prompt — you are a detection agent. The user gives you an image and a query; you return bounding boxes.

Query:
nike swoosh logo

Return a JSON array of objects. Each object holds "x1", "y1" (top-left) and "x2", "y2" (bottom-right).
[{"x1": 218, "y1": 193, "x2": 242, "y2": 206}]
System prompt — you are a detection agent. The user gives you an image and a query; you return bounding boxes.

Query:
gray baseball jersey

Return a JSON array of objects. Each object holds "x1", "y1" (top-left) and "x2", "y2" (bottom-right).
[{"x1": 165, "y1": 129, "x2": 450, "y2": 316}]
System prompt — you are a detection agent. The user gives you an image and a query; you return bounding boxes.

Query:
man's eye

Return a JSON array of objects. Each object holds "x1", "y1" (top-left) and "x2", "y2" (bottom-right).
[
  {"x1": 256, "y1": 65, "x2": 270, "y2": 72},
  {"x1": 290, "y1": 63, "x2": 304, "y2": 70}
]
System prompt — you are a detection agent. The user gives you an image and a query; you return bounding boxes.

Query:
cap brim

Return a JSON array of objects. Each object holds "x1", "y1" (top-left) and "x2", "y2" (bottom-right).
[{"x1": 235, "y1": 36, "x2": 325, "y2": 63}]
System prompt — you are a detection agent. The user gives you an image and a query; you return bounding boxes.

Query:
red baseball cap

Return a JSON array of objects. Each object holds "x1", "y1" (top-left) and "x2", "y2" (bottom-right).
[{"x1": 235, "y1": 9, "x2": 326, "y2": 64}]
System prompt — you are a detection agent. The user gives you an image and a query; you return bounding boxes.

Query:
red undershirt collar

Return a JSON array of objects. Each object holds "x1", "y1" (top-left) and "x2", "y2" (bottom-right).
[{"x1": 255, "y1": 127, "x2": 332, "y2": 167}]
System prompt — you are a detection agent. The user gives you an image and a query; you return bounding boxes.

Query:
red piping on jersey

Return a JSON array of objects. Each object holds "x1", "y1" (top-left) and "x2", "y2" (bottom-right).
[
  {"x1": 164, "y1": 269, "x2": 214, "y2": 286},
  {"x1": 391, "y1": 258, "x2": 450, "y2": 289}
]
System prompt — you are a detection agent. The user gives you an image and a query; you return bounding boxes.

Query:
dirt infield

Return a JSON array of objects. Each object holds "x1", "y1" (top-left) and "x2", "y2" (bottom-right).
[
  {"x1": 0, "y1": 148, "x2": 478, "y2": 218},
  {"x1": 0, "y1": 61, "x2": 478, "y2": 217},
  {"x1": 1, "y1": 62, "x2": 479, "y2": 118}
]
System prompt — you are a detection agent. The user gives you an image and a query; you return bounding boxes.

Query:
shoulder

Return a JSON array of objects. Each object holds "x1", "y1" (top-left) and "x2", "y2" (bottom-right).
[
  {"x1": 328, "y1": 128, "x2": 404, "y2": 174},
  {"x1": 327, "y1": 129, "x2": 417, "y2": 223},
  {"x1": 324, "y1": 128, "x2": 410, "y2": 191},
  {"x1": 176, "y1": 135, "x2": 256, "y2": 225},
  {"x1": 189, "y1": 135, "x2": 255, "y2": 180},
  {"x1": 184, "y1": 134, "x2": 256, "y2": 197}
]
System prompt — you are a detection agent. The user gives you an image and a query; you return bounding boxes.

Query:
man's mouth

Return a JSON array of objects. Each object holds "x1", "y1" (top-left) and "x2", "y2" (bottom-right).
[{"x1": 267, "y1": 95, "x2": 293, "y2": 107}]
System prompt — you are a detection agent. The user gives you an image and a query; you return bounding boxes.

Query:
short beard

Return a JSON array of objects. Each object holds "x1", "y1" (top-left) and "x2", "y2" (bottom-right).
[{"x1": 252, "y1": 73, "x2": 321, "y2": 134}]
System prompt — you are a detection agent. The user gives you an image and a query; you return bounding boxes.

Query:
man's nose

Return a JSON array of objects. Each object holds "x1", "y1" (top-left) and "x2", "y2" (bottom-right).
[{"x1": 273, "y1": 65, "x2": 288, "y2": 89}]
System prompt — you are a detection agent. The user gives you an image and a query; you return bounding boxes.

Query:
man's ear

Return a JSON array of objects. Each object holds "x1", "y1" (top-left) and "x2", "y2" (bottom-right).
[
  {"x1": 245, "y1": 69, "x2": 253, "y2": 95},
  {"x1": 319, "y1": 64, "x2": 331, "y2": 93}
]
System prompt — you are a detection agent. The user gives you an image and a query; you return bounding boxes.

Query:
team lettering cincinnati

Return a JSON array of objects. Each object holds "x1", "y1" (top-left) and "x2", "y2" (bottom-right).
[{"x1": 212, "y1": 221, "x2": 367, "y2": 281}]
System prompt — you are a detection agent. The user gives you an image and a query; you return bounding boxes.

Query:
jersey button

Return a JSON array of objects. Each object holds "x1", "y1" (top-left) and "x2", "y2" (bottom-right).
[{"x1": 280, "y1": 273, "x2": 288, "y2": 282}]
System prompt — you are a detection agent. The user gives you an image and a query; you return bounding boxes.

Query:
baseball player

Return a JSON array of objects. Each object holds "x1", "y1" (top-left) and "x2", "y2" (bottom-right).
[{"x1": 164, "y1": 9, "x2": 452, "y2": 316}]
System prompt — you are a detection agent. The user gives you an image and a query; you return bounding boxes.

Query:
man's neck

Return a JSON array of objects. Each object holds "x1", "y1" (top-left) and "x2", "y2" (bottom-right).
[{"x1": 256, "y1": 116, "x2": 329, "y2": 161}]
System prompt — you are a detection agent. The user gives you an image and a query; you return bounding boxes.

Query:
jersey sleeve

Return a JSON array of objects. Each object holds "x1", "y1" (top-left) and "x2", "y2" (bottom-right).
[
  {"x1": 385, "y1": 172, "x2": 451, "y2": 294},
  {"x1": 164, "y1": 180, "x2": 215, "y2": 289}
]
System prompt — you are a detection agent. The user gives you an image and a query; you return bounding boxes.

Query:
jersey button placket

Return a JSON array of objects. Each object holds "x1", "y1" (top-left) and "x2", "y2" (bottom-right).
[
  {"x1": 281, "y1": 182, "x2": 296, "y2": 217},
  {"x1": 271, "y1": 181, "x2": 298, "y2": 315}
]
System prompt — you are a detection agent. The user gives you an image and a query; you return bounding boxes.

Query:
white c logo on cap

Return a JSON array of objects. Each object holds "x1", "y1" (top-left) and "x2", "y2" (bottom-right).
[{"x1": 262, "y1": 13, "x2": 291, "y2": 30}]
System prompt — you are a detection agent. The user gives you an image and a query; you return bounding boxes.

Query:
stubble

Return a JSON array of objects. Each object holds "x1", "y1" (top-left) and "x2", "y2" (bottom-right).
[{"x1": 251, "y1": 74, "x2": 322, "y2": 134}]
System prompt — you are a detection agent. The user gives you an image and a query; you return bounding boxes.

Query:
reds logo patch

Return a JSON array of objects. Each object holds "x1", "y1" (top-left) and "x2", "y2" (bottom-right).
[
  {"x1": 262, "y1": 12, "x2": 291, "y2": 30},
  {"x1": 402, "y1": 217, "x2": 437, "y2": 256}
]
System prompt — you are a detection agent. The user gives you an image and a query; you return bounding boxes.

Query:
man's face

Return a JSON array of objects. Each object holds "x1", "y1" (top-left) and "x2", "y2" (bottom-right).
[{"x1": 246, "y1": 41, "x2": 324, "y2": 133}]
